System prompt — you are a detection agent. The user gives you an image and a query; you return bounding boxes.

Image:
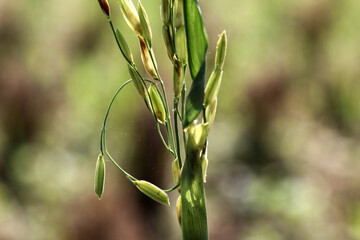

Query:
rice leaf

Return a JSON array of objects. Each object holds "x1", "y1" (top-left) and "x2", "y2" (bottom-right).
[{"x1": 183, "y1": 0, "x2": 208, "y2": 126}]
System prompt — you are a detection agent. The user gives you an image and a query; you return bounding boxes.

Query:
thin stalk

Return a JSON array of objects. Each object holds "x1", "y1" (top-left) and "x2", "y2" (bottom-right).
[
  {"x1": 145, "y1": 82, "x2": 176, "y2": 156},
  {"x1": 109, "y1": 13, "x2": 176, "y2": 157},
  {"x1": 150, "y1": 81, "x2": 176, "y2": 156},
  {"x1": 103, "y1": 130, "x2": 137, "y2": 182},
  {"x1": 164, "y1": 182, "x2": 180, "y2": 192},
  {"x1": 145, "y1": 40, "x2": 177, "y2": 157},
  {"x1": 174, "y1": 99, "x2": 183, "y2": 167},
  {"x1": 181, "y1": 68, "x2": 187, "y2": 146},
  {"x1": 108, "y1": 17, "x2": 132, "y2": 66},
  {"x1": 175, "y1": 103, "x2": 183, "y2": 121},
  {"x1": 161, "y1": 82, "x2": 176, "y2": 155},
  {"x1": 156, "y1": 115, "x2": 176, "y2": 156},
  {"x1": 100, "y1": 79, "x2": 133, "y2": 154},
  {"x1": 100, "y1": 79, "x2": 137, "y2": 182}
]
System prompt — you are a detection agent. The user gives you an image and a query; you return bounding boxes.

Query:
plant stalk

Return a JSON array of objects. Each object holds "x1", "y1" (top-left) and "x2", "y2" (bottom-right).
[{"x1": 180, "y1": 144, "x2": 208, "y2": 240}]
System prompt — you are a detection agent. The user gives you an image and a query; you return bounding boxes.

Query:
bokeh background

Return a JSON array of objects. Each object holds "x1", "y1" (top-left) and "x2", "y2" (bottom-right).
[{"x1": 1, "y1": 0, "x2": 360, "y2": 239}]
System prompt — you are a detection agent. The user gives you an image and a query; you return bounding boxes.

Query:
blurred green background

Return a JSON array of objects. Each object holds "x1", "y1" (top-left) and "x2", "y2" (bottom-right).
[{"x1": 1, "y1": 0, "x2": 360, "y2": 239}]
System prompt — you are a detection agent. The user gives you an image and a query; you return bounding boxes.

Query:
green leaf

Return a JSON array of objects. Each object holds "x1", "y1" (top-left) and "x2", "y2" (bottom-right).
[
  {"x1": 183, "y1": 0, "x2": 208, "y2": 126},
  {"x1": 184, "y1": 60, "x2": 206, "y2": 126},
  {"x1": 184, "y1": 0, "x2": 208, "y2": 79}
]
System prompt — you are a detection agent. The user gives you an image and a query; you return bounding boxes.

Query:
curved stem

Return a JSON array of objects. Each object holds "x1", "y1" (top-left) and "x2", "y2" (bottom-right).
[
  {"x1": 156, "y1": 116, "x2": 176, "y2": 156},
  {"x1": 100, "y1": 79, "x2": 137, "y2": 182},
  {"x1": 100, "y1": 79, "x2": 133, "y2": 155},
  {"x1": 164, "y1": 183, "x2": 180, "y2": 192},
  {"x1": 102, "y1": 129, "x2": 137, "y2": 182}
]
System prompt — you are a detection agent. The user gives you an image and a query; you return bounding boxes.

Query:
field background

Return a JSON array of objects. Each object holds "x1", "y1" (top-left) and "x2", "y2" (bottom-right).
[{"x1": 1, "y1": 0, "x2": 360, "y2": 239}]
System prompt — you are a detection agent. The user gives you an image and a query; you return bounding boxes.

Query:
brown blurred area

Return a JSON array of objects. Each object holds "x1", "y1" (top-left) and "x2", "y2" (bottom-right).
[{"x1": 1, "y1": 0, "x2": 360, "y2": 239}]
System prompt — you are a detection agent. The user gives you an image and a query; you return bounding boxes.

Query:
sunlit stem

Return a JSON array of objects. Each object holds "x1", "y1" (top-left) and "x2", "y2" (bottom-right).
[{"x1": 181, "y1": 146, "x2": 208, "y2": 240}]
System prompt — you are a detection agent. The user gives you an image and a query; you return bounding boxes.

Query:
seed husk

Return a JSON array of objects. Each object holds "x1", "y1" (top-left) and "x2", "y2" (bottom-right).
[
  {"x1": 215, "y1": 31, "x2": 227, "y2": 69},
  {"x1": 127, "y1": 64, "x2": 147, "y2": 99},
  {"x1": 204, "y1": 66, "x2": 223, "y2": 106},
  {"x1": 138, "y1": 2, "x2": 152, "y2": 46},
  {"x1": 160, "y1": 0, "x2": 170, "y2": 25},
  {"x1": 94, "y1": 154, "x2": 105, "y2": 199},
  {"x1": 119, "y1": 0, "x2": 142, "y2": 36},
  {"x1": 148, "y1": 84, "x2": 166, "y2": 124},
  {"x1": 172, "y1": 158, "x2": 181, "y2": 185},
  {"x1": 175, "y1": 26, "x2": 187, "y2": 64},
  {"x1": 173, "y1": 58, "x2": 184, "y2": 100},
  {"x1": 201, "y1": 151, "x2": 209, "y2": 183},
  {"x1": 133, "y1": 180, "x2": 170, "y2": 206},
  {"x1": 205, "y1": 98, "x2": 217, "y2": 130},
  {"x1": 176, "y1": 196, "x2": 182, "y2": 225},
  {"x1": 115, "y1": 28, "x2": 134, "y2": 64},
  {"x1": 139, "y1": 37, "x2": 158, "y2": 79},
  {"x1": 162, "y1": 25, "x2": 175, "y2": 61},
  {"x1": 97, "y1": 0, "x2": 110, "y2": 16},
  {"x1": 174, "y1": 0, "x2": 184, "y2": 28}
]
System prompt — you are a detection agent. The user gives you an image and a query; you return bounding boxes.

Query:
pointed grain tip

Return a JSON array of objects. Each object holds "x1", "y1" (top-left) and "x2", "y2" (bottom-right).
[{"x1": 97, "y1": 0, "x2": 110, "y2": 16}]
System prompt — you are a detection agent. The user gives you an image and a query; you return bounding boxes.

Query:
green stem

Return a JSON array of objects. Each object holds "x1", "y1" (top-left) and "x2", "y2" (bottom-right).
[
  {"x1": 100, "y1": 79, "x2": 137, "y2": 182},
  {"x1": 164, "y1": 182, "x2": 180, "y2": 192},
  {"x1": 156, "y1": 116, "x2": 176, "y2": 156},
  {"x1": 174, "y1": 99, "x2": 183, "y2": 167},
  {"x1": 108, "y1": 17, "x2": 132, "y2": 66},
  {"x1": 181, "y1": 68, "x2": 187, "y2": 146},
  {"x1": 181, "y1": 146, "x2": 208, "y2": 240},
  {"x1": 103, "y1": 131, "x2": 137, "y2": 182}
]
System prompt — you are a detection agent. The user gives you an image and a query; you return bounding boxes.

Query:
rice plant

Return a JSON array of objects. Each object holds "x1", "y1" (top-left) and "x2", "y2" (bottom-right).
[{"x1": 94, "y1": 0, "x2": 227, "y2": 238}]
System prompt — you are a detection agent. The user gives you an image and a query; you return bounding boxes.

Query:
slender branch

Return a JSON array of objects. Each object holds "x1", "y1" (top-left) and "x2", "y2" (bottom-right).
[
  {"x1": 145, "y1": 82, "x2": 176, "y2": 156},
  {"x1": 108, "y1": 17, "x2": 133, "y2": 66},
  {"x1": 181, "y1": 67, "x2": 187, "y2": 147},
  {"x1": 145, "y1": 40, "x2": 177, "y2": 157},
  {"x1": 103, "y1": 129, "x2": 137, "y2": 182},
  {"x1": 100, "y1": 79, "x2": 137, "y2": 182},
  {"x1": 174, "y1": 99, "x2": 183, "y2": 167},
  {"x1": 156, "y1": 119, "x2": 176, "y2": 156},
  {"x1": 164, "y1": 183, "x2": 180, "y2": 192},
  {"x1": 148, "y1": 80, "x2": 176, "y2": 156},
  {"x1": 100, "y1": 79, "x2": 133, "y2": 154}
]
